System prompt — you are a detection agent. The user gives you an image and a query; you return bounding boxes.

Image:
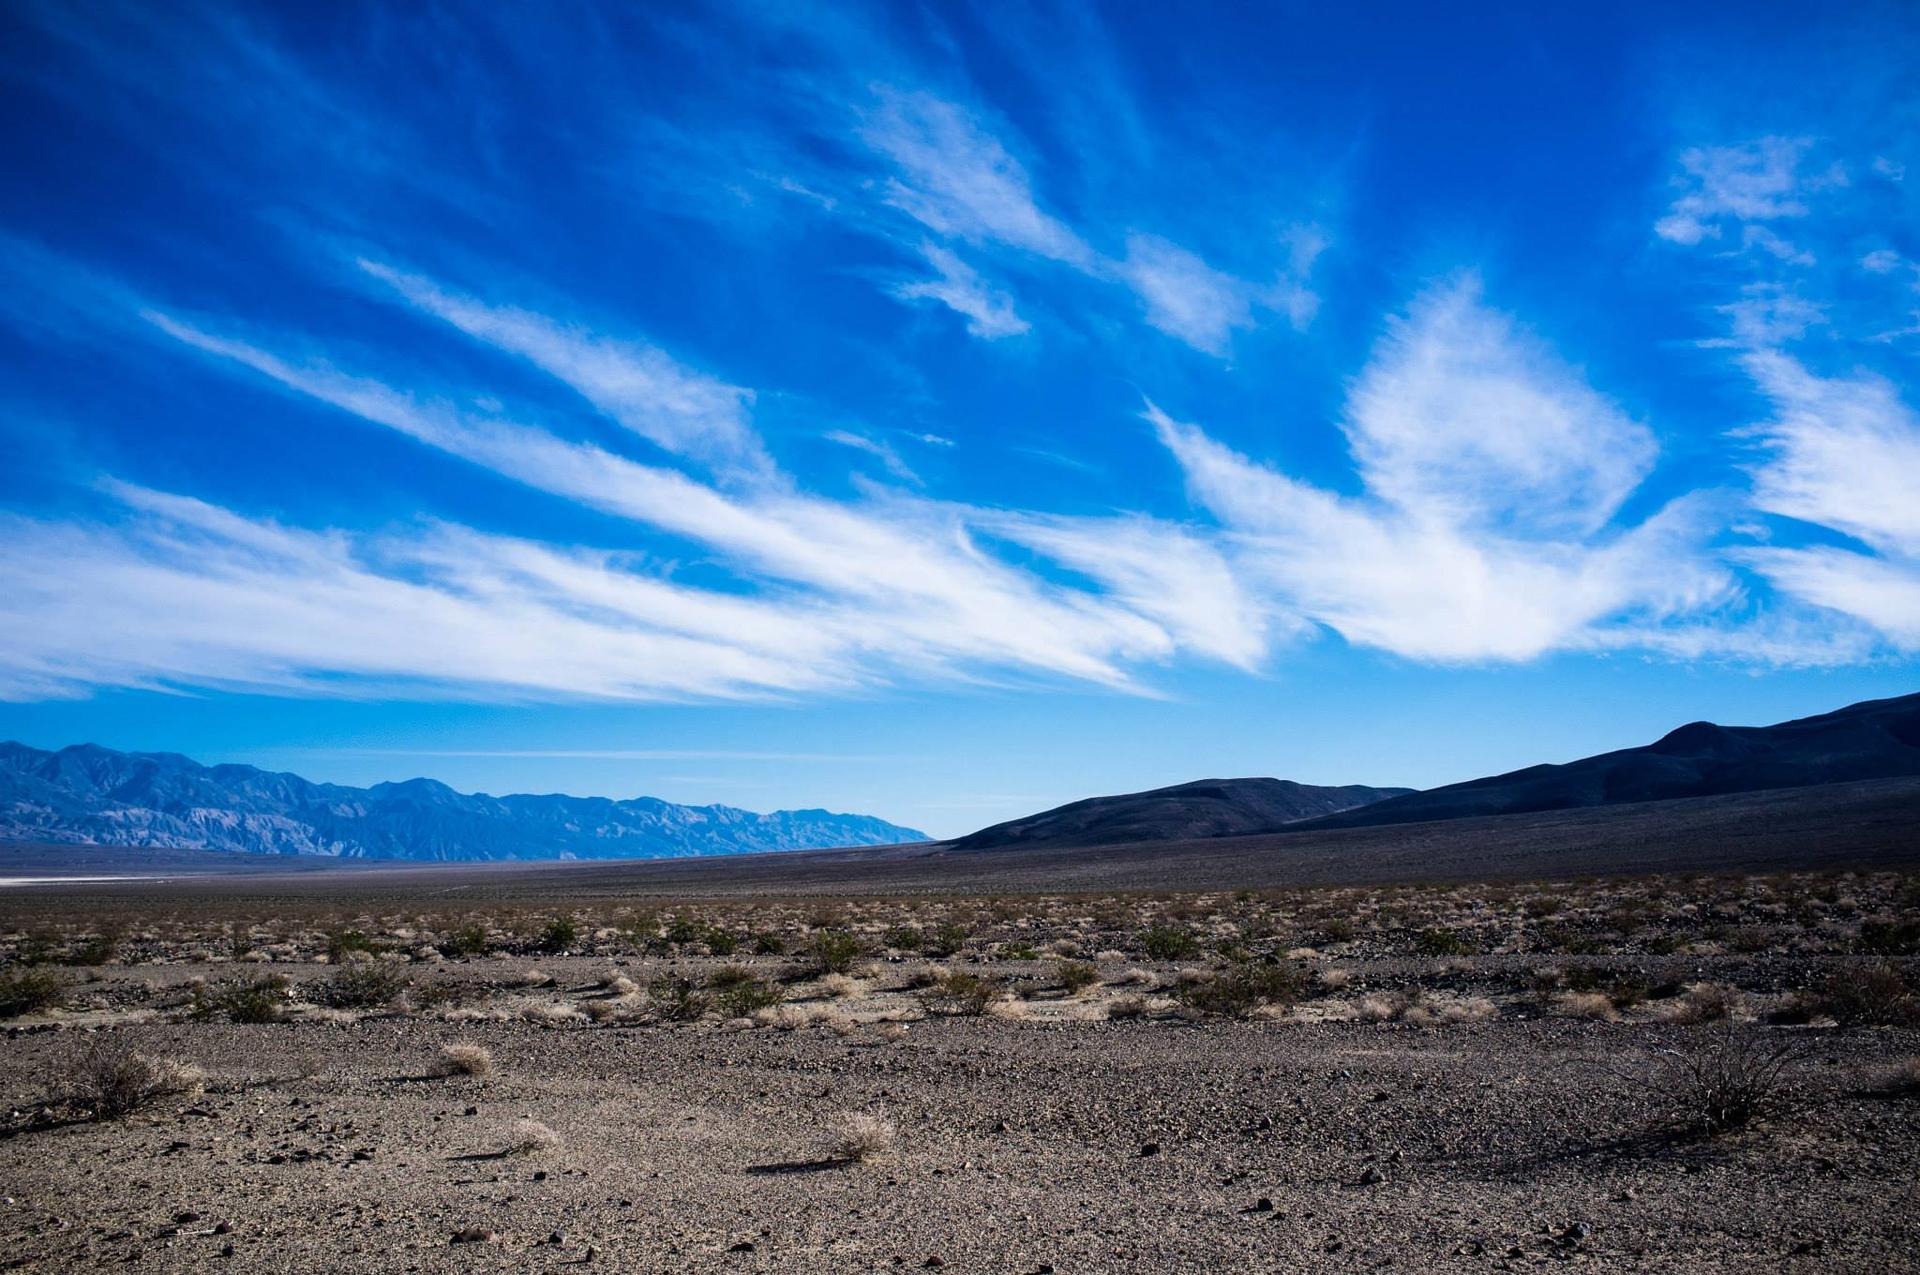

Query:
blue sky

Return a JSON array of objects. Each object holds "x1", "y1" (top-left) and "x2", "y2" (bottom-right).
[{"x1": 1, "y1": 2, "x2": 1916, "y2": 837}]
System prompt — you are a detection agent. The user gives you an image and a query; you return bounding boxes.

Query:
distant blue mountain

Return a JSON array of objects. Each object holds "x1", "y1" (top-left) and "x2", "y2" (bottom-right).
[{"x1": 0, "y1": 741, "x2": 928, "y2": 861}]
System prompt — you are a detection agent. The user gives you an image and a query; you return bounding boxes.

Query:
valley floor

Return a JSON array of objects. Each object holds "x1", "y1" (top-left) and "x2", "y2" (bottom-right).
[{"x1": 1, "y1": 869, "x2": 1916, "y2": 1272}]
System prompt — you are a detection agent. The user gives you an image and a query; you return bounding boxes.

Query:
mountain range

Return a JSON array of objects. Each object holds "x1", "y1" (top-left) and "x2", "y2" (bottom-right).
[
  {"x1": 957, "y1": 691, "x2": 1920, "y2": 850},
  {"x1": 0, "y1": 742, "x2": 927, "y2": 860},
  {"x1": 951, "y1": 778, "x2": 1412, "y2": 851},
  {"x1": 1296, "y1": 690, "x2": 1920, "y2": 832}
]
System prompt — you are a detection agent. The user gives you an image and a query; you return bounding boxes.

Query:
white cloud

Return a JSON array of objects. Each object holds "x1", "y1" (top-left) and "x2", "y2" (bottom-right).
[
  {"x1": 1655, "y1": 136, "x2": 1826, "y2": 246},
  {"x1": 1860, "y1": 249, "x2": 1905, "y2": 274},
  {"x1": 1119, "y1": 235, "x2": 1256, "y2": 356},
  {"x1": 860, "y1": 90, "x2": 1093, "y2": 268},
  {"x1": 1734, "y1": 351, "x2": 1920, "y2": 649},
  {"x1": 1341, "y1": 276, "x2": 1656, "y2": 538},
  {"x1": 136, "y1": 306, "x2": 1196, "y2": 693},
  {"x1": 1742, "y1": 350, "x2": 1920, "y2": 555},
  {"x1": 356, "y1": 259, "x2": 769, "y2": 478},
  {"x1": 823, "y1": 429, "x2": 921, "y2": 484},
  {"x1": 1141, "y1": 277, "x2": 1738, "y2": 663},
  {"x1": 892, "y1": 242, "x2": 1029, "y2": 338}
]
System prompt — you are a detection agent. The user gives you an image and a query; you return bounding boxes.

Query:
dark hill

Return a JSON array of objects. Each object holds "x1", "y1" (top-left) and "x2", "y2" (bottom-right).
[
  {"x1": 1300, "y1": 691, "x2": 1920, "y2": 831},
  {"x1": 951, "y1": 777, "x2": 1411, "y2": 851}
]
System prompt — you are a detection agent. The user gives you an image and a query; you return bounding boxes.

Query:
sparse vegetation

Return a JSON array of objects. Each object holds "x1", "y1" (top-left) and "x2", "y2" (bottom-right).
[
  {"x1": 439, "y1": 1042, "x2": 494, "y2": 1076},
  {"x1": 60, "y1": 1039, "x2": 205, "y2": 1120},
  {"x1": 807, "y1": 930, "x2": 864, "y2": 975},
  {"x1": 828, "y1": 1110, "x2": 896, "y2": 1164},
  {"x1": 1650, "y1": 1027, "x2": 1800, "y2": 1134},
  {"x1": 1140, "y1": 924, "x2": 1200, "y2": 961},
  {"x1": 316, "y1": 962, "x2": 407, "y2": 1009},
  {"x1": 0, "y1": 965, "x2": 68, "y2": 1018},
  {"x1": 1173, "y1": 961, "x2": 1306, "y2": 1018}
]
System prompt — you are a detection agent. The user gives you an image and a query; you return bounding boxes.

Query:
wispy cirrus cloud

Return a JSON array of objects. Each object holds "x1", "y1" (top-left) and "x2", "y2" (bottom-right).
[
  {"x1": 1142, "y1": 278, "x2": 1734, "y2": 662},
  {"x1": 892, "y1": 242, "x2": 1029, "y2": 339},
  {"x1": 355, "y1": 259, "x2": 770, "y2": 478}
]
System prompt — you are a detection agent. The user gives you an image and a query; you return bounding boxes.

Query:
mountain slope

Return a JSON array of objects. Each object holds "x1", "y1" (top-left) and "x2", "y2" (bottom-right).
[
  {"x1": 1299, "y1": 691, "x2": 1920, "y2": 831},
  {"x1": 0, "y1": 742, "x2": 928, "y2": 860},
  {"x1": 951, "y1": 777, "x2": 1413, "y2": 851}
]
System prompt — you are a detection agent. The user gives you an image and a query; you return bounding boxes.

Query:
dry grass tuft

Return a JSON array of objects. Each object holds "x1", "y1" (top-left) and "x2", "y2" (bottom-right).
[
  {"x1": 506, "y1": 1118, "x2": 562, "y2": 1156},
  {"x1": 829, "y1": 1111, "x2": 897, "y2": 1163},
  {"x1": 1555, "y1": 990, "x2": 1619, "y2": 1021},
  {"x1": 439, "y1": 1043, "x2": 493, "y2": 1077}
]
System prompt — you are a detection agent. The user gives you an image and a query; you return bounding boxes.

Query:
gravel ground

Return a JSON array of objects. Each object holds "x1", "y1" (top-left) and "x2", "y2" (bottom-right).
[{"x1": 3, "y1": 965, "x2": 1917, "y2": 1274}]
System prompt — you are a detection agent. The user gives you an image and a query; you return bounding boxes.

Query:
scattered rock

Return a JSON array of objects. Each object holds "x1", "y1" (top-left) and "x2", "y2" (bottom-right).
[{"x1": 450, "y1": 1227, "x2": 496, "y2": 1244}]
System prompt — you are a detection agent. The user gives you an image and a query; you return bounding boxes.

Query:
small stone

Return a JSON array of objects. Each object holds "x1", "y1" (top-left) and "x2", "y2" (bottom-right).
[
  {"x1": 1139, "y1": 1143, "x2": 1160, "y2": 1157},
  {"x1": 219, "y1": 1242, "x2": 234, "y2": 1258},
  {"x1": 532, "y1": 1170, "x2": 548, "y2": 1181},
  {"x1": 924, "y1": 1258, "x2": 946, "y2": 1269},
  {"x1": 172, "y1": 1211, "x2": 200, "y2": 1225},
  {"x1": 1358, "y1": 1166, "x2": 1385, "y2": 1185},
  {"x1": 451, "y1": 1227, "x2": 496, "y2": 1244},
  {"x1": 729, "y1": 1240, "x2": 756, "y2": 1253},
  {"x1": 1251, "y1": 1197, "x2": 1274, "y2": 1212},
  {"x1": 212, "y1": 1222, "x2": 231, "y2": 1235}
]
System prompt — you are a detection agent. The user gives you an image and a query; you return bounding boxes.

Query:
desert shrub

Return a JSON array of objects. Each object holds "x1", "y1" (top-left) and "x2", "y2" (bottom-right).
[
  {"x1": 540, "y1": 917, "x2": 579, "y2": 953},
  {"x1": 709, "y1": 966, "x2": 784, "y2": 1017},
  {"x1": 1054, "y1": 960, "x2": 1099, "y2": 995},
  {"x1": 439, "y1": 1043, "x2": 494, "y2": 1076},
  {"x1": 1140, "y1": 925, "x2": 1201, "y2": 961},
  {"x1": 1859, "y1": 920, "x2": 1920, "y2": 956},
  {"x1": 439, "y1": 923, "x2": 489, "y2": 957},
  {"x1": 703, "y1": 927, "x2": 740, "y2": 956},
  {"x1": 1415, "y1": 927, "x2": 1475, "y2": 956},
  {"x1": 1554, "y1": 991, "x2": 1618, "y2": 1021},
  {"x1": 807, "y1": 930, "x2": 864, "y2": 975},
  {"x1": 1173, "y1": 962, "x2": 1307, "y2": 1018},
  {"x1": 751, "y1": 932, "x2": 786, "y2": 955},
  {"x1": 646, "y1": 976, "x2": 711, "y2": 1022},
  {"x1": 70, "y1": 933, "x2": 119, "y2": 966},
  {"x1": 326, "y1": 929, "x2": 381, "y2": 962},
  {"x1": 193, "y1": 975, "x2": 289, "y2": 1023},
  {"x1": 918, "y1": 971, "x2": 998, "y2": 1017},
  {"x1": 1105, "y1": 995, "x2": 1151, "y2": 1020},
  {"x1": 1000, "y1": 942, "x2": 1039, "y2": 962},
  {"x1": 1816, "y1": 964, "x2": 1915, "y2": 1027},
  {"x1": 1665, "y1": 982, "x2": 1737, "y2": 1025},
  {"x1": 0, "y1": 966, "x2": 68, "y2": 1018},
  {"x1": 828, "y1": 1110, "x2": 896, "y2": 1163},
  {"x1": 921, "y1": 923, "x2": 969, "y2": 958},
  {"x1": 1317, "y1": 918, "x2": 1357, "y2": 944},
  {"x1": 1649, "y1": 1027, "x2": 1800, "y2": 1134},
  {"x1": 61, "y1": 1039, "x2": 204, "y2": 1120},
  {"x1": 662, "y1": 916, "x2": 704, "y2": 945},
  {"x1": 882, "y1": 925, "x2": 924, "y2": 952},
  {"x1": 316, "y1": 962, "x2": 407, "y2": 1009}
]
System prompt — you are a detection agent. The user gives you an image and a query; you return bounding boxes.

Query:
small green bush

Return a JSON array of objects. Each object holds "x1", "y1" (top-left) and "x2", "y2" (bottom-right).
[
  {"x1": 918, "y1": 971, "x2": 998, "y2": 1017},
  {"x1": 1140, "y1": 925, "x2": 1200, "y2": 961},
  {"x1": 1173, "y1": 962, "x2": 1307, "y2": 1018},
  {"x1": 0, "y1": 966, "x2": 68, "y2": 1018},
  {"x1": 704, "y1": 927, "x2": 740, "y2": 956},
  {"x1": 808, "y1": 930, "x2": 864, "y2": 975},
  {"x1": 1054, "y1": 960, "x2": 1099, "y2": 994},
  {"x1": 921, "y1": 923, "x2": 969, "y2": 958},
  {"x1": 646, "y1": 976, "x2": 711, "y2": 1022},
  {"x1": 882, "y1": 925, "x2": 924, "y2": 952},
  {"x1": 1000, "y1": 942, "x2": 1039, "y2": 961},
  {"x1": 1817, "y1": 964, "x2": 1915, "y2": 1026},
  {"x1": 752, "y1": 932, "x2": 786, "y2": 955},
  {"x1": 1859, "y1": 920, "x2": 1920, "y2": 956},
  {"x1": 540, "y1": 917, "x2": 579, "y2": 953},
  {"x1": 1415, "y1": 927, "x2": 1475, "y2": 956},
  {"x1": 439, "y1": 923, "x2": 489, "y2": 957},
  {"x1": 315, "y1": 962, "x2": 407, "y2": 1009},
  {"x1": 327, "y1": 929, "x2": 381, "y2": 962},
  {"x1": 709, "y1": 967, "x2": 784, "y2": 1017},
  {"x1": 194, "y1": 975, "x2": 289, "y2": 1024}
]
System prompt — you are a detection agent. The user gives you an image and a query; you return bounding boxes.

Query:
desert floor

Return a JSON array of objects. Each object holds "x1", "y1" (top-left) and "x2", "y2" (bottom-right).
[{"x1": 2, "y1": 868, "x2": 1916, "y2": 1272}]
